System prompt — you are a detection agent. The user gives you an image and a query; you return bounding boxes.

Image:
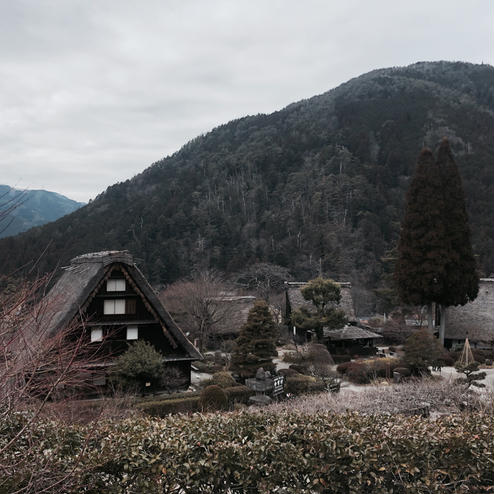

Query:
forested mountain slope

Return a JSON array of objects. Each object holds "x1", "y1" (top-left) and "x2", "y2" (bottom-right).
[
  {"x1": 0, "y1": 185, "x2": 84, "y2": 239},
  {"x1": 1, "y1": 61, "x2": 492, "y2": 306}
]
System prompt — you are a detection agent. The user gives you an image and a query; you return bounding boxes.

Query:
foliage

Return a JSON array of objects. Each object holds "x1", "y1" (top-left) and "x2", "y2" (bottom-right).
[
  {"x1": 402, "y1": 329, "x2": 444, "y2": 374},
  {"x1": 199, "y1": 385, "x2": 229, "y2": 412},
  {"x1": 285, "y1": 375, "x2": 325, "y2": 395},
  {"x1": 291, "y1": 277, "x2": 347, "y2": 340},
  {"x1": 230, "y1": 300, "x2": 278, "y2": 379},
  {"x1": 109, "y1": 341, "x2": 167, "y2": 392},
  {"x1": 160, "y1": 271, "x2": 232, "y2": 351},
  {"x1": 455, "y1": 361, "x2": 486, "y2": 389},
  {"x1": 137, "y1": 395, "x2": 200, "y2": 416},
  {"x1": 1, "y1": 410, "x2": 493, "y2": 493},
  {"x1": 208, "y1": 371, "x2": 237, "y2": 388},
  {"x1": 1, "y1": 62, "x2": 492, "y2": 308},
  {"x1": 395, "y1": 140, "x2": 479, "y2": 339}
]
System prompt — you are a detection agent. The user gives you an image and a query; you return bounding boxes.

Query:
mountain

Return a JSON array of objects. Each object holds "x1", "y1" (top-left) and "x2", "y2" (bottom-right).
[
  {"x1": 0, "y1": 61, "x2": 492, "y2": 312},
  {"x1": 0, "y1": 185, "x2": 84, "y2": 239}
]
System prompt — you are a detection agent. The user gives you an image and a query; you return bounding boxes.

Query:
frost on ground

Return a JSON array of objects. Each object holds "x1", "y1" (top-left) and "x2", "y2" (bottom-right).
[{"x1": 263, "y1": 378, "x2": 493, "y2": 415}]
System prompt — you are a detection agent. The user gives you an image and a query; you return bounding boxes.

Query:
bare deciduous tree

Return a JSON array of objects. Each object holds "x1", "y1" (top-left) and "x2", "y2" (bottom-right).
[{"x1": 160, "y1": 271, "x2": 233, "y2": 351}]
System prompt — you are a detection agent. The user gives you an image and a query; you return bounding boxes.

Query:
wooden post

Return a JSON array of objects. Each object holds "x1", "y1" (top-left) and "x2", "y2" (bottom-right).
[{"x1": 438, "y1": 304, "x2": 446, "y2": 346}]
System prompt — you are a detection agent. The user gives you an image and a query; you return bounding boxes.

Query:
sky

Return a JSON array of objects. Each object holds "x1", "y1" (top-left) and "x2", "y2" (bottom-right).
[{"x1": 1, "y1": 0, "x2": 492, "y2": 203}]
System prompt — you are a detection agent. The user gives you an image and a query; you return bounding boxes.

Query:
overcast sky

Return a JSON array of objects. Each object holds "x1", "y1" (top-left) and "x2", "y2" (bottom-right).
[{"x1": 1, "y1": 0, "x2": 492, "y2": 202}]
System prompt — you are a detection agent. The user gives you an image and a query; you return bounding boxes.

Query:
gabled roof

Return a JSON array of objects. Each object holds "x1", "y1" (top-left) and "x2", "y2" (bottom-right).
[
  {"x1": 285, "y1": 281, "x2": 356, "y2": 320},
  {"x1": 209, "y1": 295, "x2": 257, "y2": 336},
  {"x1": 43, "y1": 250, "x2": 201, "y2": 361},
  {"x1": 323, "y1": 325, "x2": 382, "y2": 341}
]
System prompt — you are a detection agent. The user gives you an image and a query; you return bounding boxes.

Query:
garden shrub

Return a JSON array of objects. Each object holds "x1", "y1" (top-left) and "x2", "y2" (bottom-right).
[
  {"x1": 2, "y1": 410, "x2": 492, "y2": 493},
  {"x1": 289, "y1": 363, "x2": 309, "y2": 374},
  {"x1": 285, "y1": 375, "x2": 323, "y2": 394},
  {"x1": 332, "y1": 354, "x2": 351, "y2": 364},
  {"x1": 394, "y1": 366, "x2": 412, "y2": 377},
  {"x1": 136, "y1": 396, "x2": 200, "y2": 416},
  {"x1": 345, "y1": 361, "x2": 371, "y2": 384},
  {"x1": 277, "y1": 368, "x2": 301, "y2": 377},
  {"x1": 224, "y1": 385, "x2": 254, "y2": 405},
  {"x1": 336, "y1": 361, "x2": 352, "y2": 375},
  {"x1": 208, "y1": 371, "x2": 237, "y2": 388},
  {"x1": 199, "y1": 385, "x2": 228, "y2": 412}
]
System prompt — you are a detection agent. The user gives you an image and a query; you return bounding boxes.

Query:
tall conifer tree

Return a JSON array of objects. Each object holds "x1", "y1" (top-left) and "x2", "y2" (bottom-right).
[{"x1": 395, "y1": 141, "x2": 479, "y2": 343}]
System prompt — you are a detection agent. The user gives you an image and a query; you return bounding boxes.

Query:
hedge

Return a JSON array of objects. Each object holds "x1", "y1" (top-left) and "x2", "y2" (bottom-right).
[
  {"x1": 2, "y1": 411, "x2": 492, "y2": 493},
  {"x1": 136, "y1": 386, "x2": 253, "y2": 416}
]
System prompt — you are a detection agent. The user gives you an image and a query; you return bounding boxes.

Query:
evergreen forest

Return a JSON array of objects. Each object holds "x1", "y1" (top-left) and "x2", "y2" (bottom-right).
[{"x1": 0, "y1": 61, "x2": 492, "y2": 312}]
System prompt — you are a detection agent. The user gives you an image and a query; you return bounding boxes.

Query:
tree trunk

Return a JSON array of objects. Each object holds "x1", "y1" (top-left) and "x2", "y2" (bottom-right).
[
  {"x1": 427, "y1": 303, "x2": 434, "y2": 330},
  {"x1": 438, "y1": 304, "x2": 447, "y2": 346}
]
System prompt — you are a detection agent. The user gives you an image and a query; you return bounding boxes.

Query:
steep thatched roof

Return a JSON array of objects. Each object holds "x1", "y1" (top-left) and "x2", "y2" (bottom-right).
[
  {"x1": 42, "y1": 250, "x2": 201, "y2": 361},
  {"x1": 445, "y1": 279, "x2": 494, "y2": 343},
  {"x1": 285, "y1": 281, "x2": 355, "y2": 320},
  {"x1": 210, "y1": 295, "x2": 257, "y2": 336},
  {"x1": 323, "y1": 325, "x2": 382, "y2": 341}
]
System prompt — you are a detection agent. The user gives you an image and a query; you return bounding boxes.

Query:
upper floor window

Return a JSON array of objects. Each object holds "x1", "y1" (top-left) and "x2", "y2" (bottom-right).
[
  {"x1": 107, "y1": 279, "x2": 126, "y2": 292},
  {"x1": 104, "y1": 299, "x2": 126, "y2": 315}
]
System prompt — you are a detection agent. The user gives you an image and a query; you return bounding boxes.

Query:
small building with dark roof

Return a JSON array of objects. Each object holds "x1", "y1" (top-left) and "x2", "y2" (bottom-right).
[
  {"x1": 323, "y1": 324, "x2": 382, "y2": 351},
  {"x1": 40, "y1": 250, "x2": 201, "y2": 391},
  {"x1": 444, "y1": 278, "x2": 494, "y2": 350}
]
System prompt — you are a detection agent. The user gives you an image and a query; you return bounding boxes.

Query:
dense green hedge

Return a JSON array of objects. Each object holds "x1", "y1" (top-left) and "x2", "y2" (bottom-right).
[
  {"x1": 3, "y1": 410, "x2": 491, "y2": 493},
  {"x1": 137, "y1": 386, "x2": 254, "y2": 416}
]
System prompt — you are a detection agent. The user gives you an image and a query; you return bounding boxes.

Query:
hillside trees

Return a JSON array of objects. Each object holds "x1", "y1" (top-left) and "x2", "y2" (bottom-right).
[{"x1": 395, "y1": 140, "x2": 479, "y2": 343}]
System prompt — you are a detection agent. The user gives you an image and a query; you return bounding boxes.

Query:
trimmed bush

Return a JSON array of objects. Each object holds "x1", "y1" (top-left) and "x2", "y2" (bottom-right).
[
  {"x1": 136, "y1": 396, "x2": 199, "y2": 416},
  {"x1": 2, "y1": 411, "x2": 492, "y2": 493},
  {"x1": 394, "y1": 366, "x2": 412, "y2": 377},
  {"x1": 199, "y1": 385, "x2": 228, "y2": 412},
  {"x1": 277, "y1": 368, "x2": 302, "y2": 377},
  {"x1": 224, "y1": 385, "x2": 254, "y2": 405},
  {"x1": 285, "y1": 375, "x2": 325, "y2": 395},
  {"x1": 332, "y1": 354, "x2": 352, "y2": 364},
  {"x1": 336, "y1": 361, "x2": 352, "y2": 375},
  {"x1": 289, "y1": 363, "x2": 309, "y2": 374},
  {"x1": 208, "y1": 371, "x2": 237, "y2": 388}
]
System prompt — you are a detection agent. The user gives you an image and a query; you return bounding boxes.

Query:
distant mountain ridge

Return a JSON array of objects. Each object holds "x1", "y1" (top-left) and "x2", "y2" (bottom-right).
[
  {"x1": 0, "y1": 185, "x2": 84, "y2": 238},
  {"x1": 0, "y1": 61, "x2": 492, "y2": 313}
]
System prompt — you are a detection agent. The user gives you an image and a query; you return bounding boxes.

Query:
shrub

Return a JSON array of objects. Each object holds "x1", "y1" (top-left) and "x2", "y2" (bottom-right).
[
  {"x1": 394, "y1": 366, "x2": 412, "y2": 377},
  {"x1": 332, "y1": 354, "x2": 351, "y2": 364},
  {"x1": 285, "y1": 375, "x2": 318, "y2": 395},
  {"x1": 199, "y1": 385, "x2": 228, "y2": 412},
  {"x1": 208, "y1": 371, "x2": 237, "y2": 388},
  {"x1": 136, "y1": 396, "x2": 200, "y2": 416},
  {"x1": 336, "y1": 361, "x2": 352, "y2": 375},
  {"x1": 289, "y1": 364, "x2": 309, "y2": 374},
  {"x1": 109, "y1": 341, "x2": 172, "y2": 392},
  {"x1": 4, "y1": 410, "x2": 493, "y2": 493},
  {"x1": 277, "y1": 368, "x2": 301, "y2": 377},
  {"x1": 345, "y1": 361, "x2": 371, "y2": 384},
  {"x1": 224, "y1": 385, "x2": 254, "y2": 405}
]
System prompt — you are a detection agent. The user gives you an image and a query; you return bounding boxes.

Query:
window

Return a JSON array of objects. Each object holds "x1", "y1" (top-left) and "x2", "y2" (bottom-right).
[
  {"x1": 107, "y1": 279, "x2": 126, "y2": 292},
  {"x1": 91, "y1": 327, "x2": 103, "y2": 342},
  {"x1": 104, "y1": 299, "x2": 126, "y2": 315},
  {"x1": 126, "y1": 326, "x2": 138, "y2": 340}
]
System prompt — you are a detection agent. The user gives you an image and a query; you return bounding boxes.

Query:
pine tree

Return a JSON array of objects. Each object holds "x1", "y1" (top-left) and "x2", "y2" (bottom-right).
[
  {"x1": 230, "y1": 300, "x2": 278, "y2": 379},
  {"x1": 291, "y1": 277, "x2": 347, "y2": 340},
  {"x1": 435, "y1": 139, "x2": 478, "y2": 307},
  {"x1": 395, "y1": 141, "x2": 479, "y2": 343}
]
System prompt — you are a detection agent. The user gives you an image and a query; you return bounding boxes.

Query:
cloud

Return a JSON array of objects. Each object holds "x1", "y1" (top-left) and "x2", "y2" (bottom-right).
[{"x1": 0, "y1": 0, "x2": 492, "y2": 201}]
